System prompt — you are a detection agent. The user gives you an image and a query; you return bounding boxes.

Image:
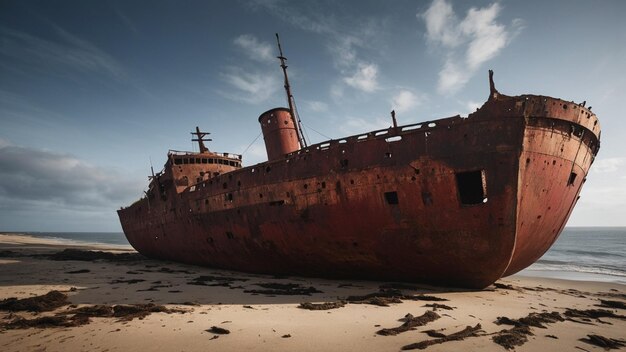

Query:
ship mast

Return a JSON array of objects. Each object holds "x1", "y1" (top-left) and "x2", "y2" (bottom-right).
[
  {"x1": 191, "y1": 126, "x2": 211, "y2": 153},
  {"x1": 275, "y1": 33, "x2": 307, "y2": 148}
]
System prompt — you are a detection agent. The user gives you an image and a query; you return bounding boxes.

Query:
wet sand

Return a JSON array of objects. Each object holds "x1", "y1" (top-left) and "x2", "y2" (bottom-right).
[{"x1": 0, "y1": 233, "x2": 624, "y2": 351}]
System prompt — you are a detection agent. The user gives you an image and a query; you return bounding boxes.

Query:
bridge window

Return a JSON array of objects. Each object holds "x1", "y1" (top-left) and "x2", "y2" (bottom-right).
[
  {"x1": 456, "y1": 170, "x2": 487, "y2": 205},
  {"x1": 384, "y1": 191, "x2": 399, "y2": 205}
]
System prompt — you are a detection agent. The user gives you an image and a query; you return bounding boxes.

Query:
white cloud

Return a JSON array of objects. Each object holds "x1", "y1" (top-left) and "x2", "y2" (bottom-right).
[
  {"x1": 339, "y1": 116, "x2": 390, "y2": 136},
  {"x1": 233, "y1": 34, "x2": 274, "y2": 63},
  {"x1": 344, "y1": 63, "x2": 379, "y2": 92},
  {"x1": 422, "y1": 0, "x2": 460, "y2": 47},
  {"x1": 220, "y1": 67, "x2": 279, "y2": 104},
  {"x1": 306, "y1": 100, "x2": 328, "y2": 113},
  {"x1": 591, "y1": 157, "x2": 624, "y2": 173},
  {"x1": 419, "y1": 0, "x2": 522, "y2": 94},
  {"x1": 465, "y1": 100, "x2": 482, "y2": 114},
  {"x1": 391, "y1": 90, "x2": 424, "y2": 113}
]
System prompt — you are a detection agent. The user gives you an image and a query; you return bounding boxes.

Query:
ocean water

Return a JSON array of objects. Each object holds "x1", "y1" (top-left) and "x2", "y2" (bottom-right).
[
  {"x1": 10, "y1": 228, "x2": 626, "y2": 284},
  {"x1": 19, "y1": 232, "x2": 130, "y2": 247},
  {"x1": 521, "y1": 227, "x2": 626, "y2": 284}
]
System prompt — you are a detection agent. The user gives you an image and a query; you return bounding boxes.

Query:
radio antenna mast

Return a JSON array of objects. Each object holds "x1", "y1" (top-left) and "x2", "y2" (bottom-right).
[{"x1": 275, "y1": 33, "x2": 307, "y2": 148}]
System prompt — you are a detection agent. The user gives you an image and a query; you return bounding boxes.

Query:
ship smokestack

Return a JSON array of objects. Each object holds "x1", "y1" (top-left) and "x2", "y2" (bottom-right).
[{"x1": 259, "y1": 107, "x2": 301, "y2": 160}]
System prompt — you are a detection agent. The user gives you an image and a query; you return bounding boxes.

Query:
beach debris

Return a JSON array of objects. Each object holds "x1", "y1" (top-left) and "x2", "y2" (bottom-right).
[
  {"x1": 298, "y1": 301, "x2": 346, "y2": 310},
  {"x1": 495, "y1": 311, "x2": 564, "y2": 329},
  {"x1": 344, "y1": 289, "x2": 447, "y2": 307},
  {"x1": 377, "y1": 311, "x2": 441, "y2": 336},
  {"x1": 207, "y1": 326, "x2": 230, "y2": 334},
  {"x1": 565, "y1": 308, "x2": 626, "y2": 321},
  {"x1": 188, "y1": 275, "x2": 248, "y2": 288},
  {"x1": 493, "y1": 283, "x2": 522, "y2": 291},
  {"x1": 137, "y1": 284, "x2": 173, "y2": 292},
  {"x1": 110, "y1": 278, "x2": 146, "y2": 284},
  {"x1": 282, "y1": 334, "x2": 291, "y2": 338},
  {"x1": 64, "y1": 303, "x2": 186, "y2": 322},
  {"x1": 492, "y1": 326, "x2": 533, "y2": 350},
  {"x1": 579, "y1": 334, "x2": 626, "y2": 350},
  {"x1": 422, "y1": 303, "x2": 454, "y2": 311},
  {"x1": 0, "y1": 291, "x2": 69, "y2": 312},
  {"x1": 492, "y1": 311, "x2": 566, "y2": 349},
  {"x1": 597, "y1": 299, "x2": 626, "y2": 310},
  {"x1": 401, "y1": 324, "x2": 483, "y2": 350},
  {"x1": 157, "y1": 267, "x2": 195, "y2": 274},
  {"x1": 0, "y1": 250, "x2": 21, "y2": 257},
  {"x1": 0, "y1": 303, "x2": 186, "y2": 330},
  {"x1": 2, "y1": 315, "x2": 89, "y2": 329},
  {"x1": 65, "y1": 269, "x2": 90, "y2": 274},
  {"x1": 47, "y1": 249, "x2": 143, "y2": 262},
  {"x1": 244, "y1": 283, "x2": 322, "y2": 296}
]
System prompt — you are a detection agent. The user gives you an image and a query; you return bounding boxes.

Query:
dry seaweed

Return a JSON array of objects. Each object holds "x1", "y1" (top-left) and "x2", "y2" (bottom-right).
[
  {"x1": 379, "y1": 283, "x2": 421, "y2": 291},
  {"x1": 110, "y1": 279, "x2": 145, "y2": 284},
  {"x1": 492, "y1": 312, "x2": 564, "y2": 349},
  {"x1": 65, "y1": 269, "x2": 90, "y2": 274},
  {"x1": 207, "y1": 326, "x2": 230, "y2": 334},
  {"x1": 188, "y1": 275, "x2": 248, "y2": 288},
  {"x1": 402, "y1": 324, "x2": 483, "y2": 350},
  {"x1": 493, "y1": 283, "x2": 520, "y2": 291},
  {"x1": 422, "y1": 303, "x2": 454, "y2": 311},
  {"x1": 495, "y1": 311, "x2": 564, "y2": 329},
  {"x1": 345, "y1": 289, "x2": 447, "y2": 307},
  {"x1": 47, "y1": 249, "x2": 143, "y2": 262},
  {"x1": 1, "y1": 303, "x2": 185, "y2": 330},
  {"x1": 492, "y1": 326, "x2": 533, "y2": 350},
  {"x1": 0, "y1": 250, "x2": 22, "y2": 257},
  {"x1": 2, "y1": 315, "x2": 90, "y2": 329},
  {"x1": 0, "y1": 291, "x2": 69, "y2": 312},
  {"x1": 298, "y1": 301, "x2": 346, "y2": 310},
  {"x1": 597, "y1": 300, "x2": 626, "y2": 310},
  {"x1": 157, "y1": 267, "x2": 195, "y2": 274},
  {"x1": 377, "y1": 311, "x2": 440, "y2": 336},
  {"x1": 244, "y1": 283, "x2": 322, "y2": 296},
  {"x1": 579, "y1": 334, "x2": 626, "y2": 350},
  {"x1": 565, "y1": 308, "x2": 626, "y2": 321}
]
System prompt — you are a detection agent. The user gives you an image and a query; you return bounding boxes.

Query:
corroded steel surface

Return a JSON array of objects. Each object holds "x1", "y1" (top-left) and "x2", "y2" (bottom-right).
[{"x1": 118, "y1": 89, "x2": 600, "y2": 288}]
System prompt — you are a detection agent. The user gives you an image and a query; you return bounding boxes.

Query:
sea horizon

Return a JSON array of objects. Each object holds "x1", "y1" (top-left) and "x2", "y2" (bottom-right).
[{"x1": 2, "y1": 227, "x2": 624, "y2": 285}]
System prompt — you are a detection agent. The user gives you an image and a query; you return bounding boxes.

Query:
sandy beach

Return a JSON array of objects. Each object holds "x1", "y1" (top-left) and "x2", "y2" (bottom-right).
[{"x1": 0, "y1": 233, "x2": 624, "y2": 351}]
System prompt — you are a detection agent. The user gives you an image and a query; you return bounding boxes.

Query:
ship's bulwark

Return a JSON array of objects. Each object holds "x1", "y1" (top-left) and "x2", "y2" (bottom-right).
[{"x1": 118, "y1": 92, "x2": 600, "y2": 289}]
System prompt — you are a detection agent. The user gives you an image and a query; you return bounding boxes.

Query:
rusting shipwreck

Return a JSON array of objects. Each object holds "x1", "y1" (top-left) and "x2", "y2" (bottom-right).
[{"x1": 118, "y1": 38, "x2": 600, "y2": 288}]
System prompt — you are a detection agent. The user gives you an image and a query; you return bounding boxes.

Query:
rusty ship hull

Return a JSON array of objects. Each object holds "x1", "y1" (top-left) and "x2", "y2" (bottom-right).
[{"x1": 118, "y1": 87, "x2": 600, "y2": 288}]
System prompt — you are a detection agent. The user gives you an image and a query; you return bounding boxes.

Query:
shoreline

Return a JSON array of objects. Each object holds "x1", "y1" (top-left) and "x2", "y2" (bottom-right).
[{"x1": 0, "y1": 233, "x2": 624, "y2": 351}]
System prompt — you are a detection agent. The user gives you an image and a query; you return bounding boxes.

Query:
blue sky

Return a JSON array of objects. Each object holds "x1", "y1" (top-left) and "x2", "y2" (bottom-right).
[{"x1": 1, "y1": 0, "x2": 625, "y2": 231}]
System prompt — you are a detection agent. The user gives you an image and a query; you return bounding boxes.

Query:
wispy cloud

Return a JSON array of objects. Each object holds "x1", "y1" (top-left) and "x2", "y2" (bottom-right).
[
  {"x1": 247, "y1": 1, "x2": 384, "y2": 94},
  {"x1": 219, "y1": 66, "x2": 280, "y2": 104},
  {"x1": 0, "y1": 25, "x2": 128, "y2": 83},
  {"x1": 592, "y1": 157, "x2": 624, "y2": 173},
  {"x1": 419, "y1": 0, "x2": 523, "y2": 94},
  {"x1": 234, "y1": 34, "x2": 274, "y2": 63},
  {"x1": 391, "y1": 89, "x2": 425, "y2": 113},
  {"x1": 306, "y1": 100, "x2": 329, "y2": 113}
]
